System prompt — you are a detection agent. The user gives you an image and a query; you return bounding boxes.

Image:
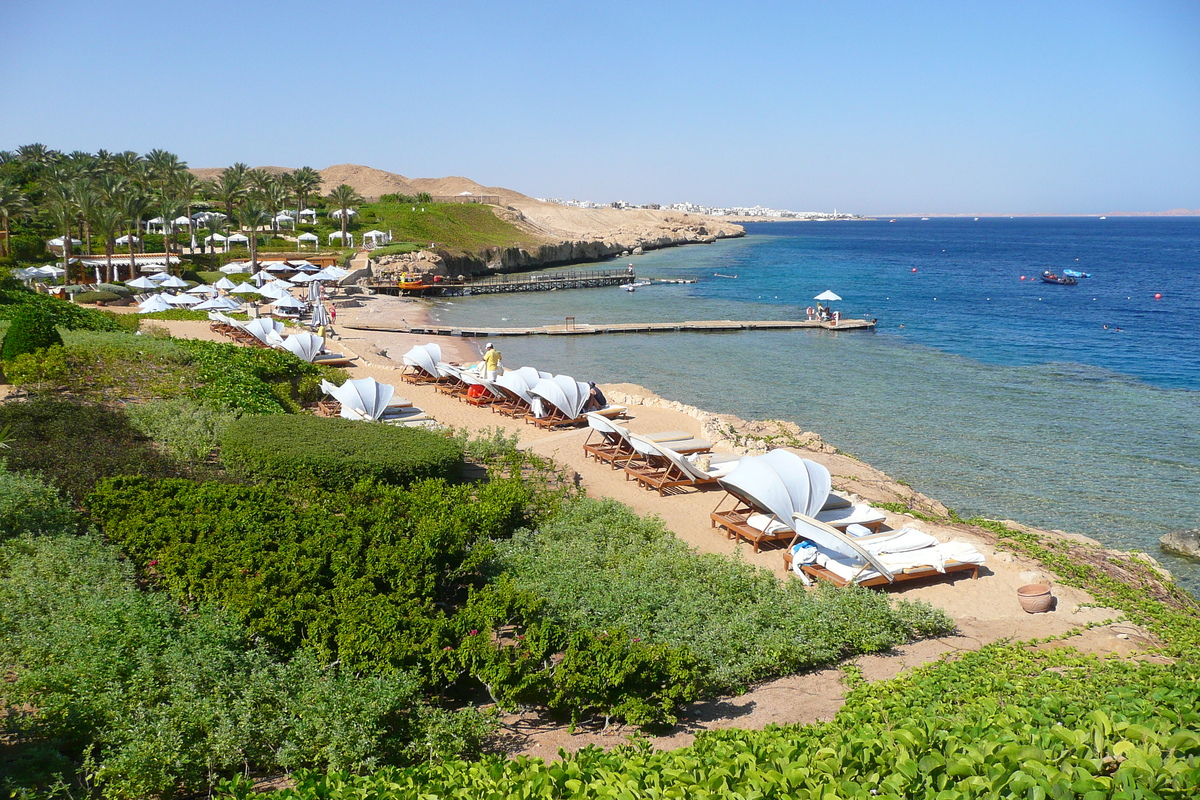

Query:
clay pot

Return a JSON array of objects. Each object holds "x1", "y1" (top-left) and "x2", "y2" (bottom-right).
[{"x1": 1017, "y1": 584, "x2": 1054, "y2": 614}]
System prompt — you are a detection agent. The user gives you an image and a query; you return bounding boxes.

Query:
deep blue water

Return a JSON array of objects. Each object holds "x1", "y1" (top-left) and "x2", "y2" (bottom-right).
[{"x1": 428, "y1": 218, "x2": 1200, "y2": 593}]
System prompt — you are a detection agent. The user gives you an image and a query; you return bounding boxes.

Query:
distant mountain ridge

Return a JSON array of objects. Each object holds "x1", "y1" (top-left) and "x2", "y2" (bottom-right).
[{"x1": 190, "y1": 163, "x2": 535, "y2": 205}]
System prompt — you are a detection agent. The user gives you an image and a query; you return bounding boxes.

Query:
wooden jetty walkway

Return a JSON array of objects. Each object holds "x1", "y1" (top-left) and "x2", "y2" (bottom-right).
[
  {"x1": 346, "y1": 318, "x2": 876, "y2": 338},
  {"x1": 366, "y1": 267, "x2": 641, "y2": 297}
]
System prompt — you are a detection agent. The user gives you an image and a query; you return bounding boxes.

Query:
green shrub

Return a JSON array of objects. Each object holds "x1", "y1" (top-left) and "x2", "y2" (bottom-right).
[
  {"x1": 0, "y1": 533, "x2": 494, "y2": 799},
  {"x1": 87, "y1": 476, "x2": 534, "y2": 671},
  {"x1": 2, "y1": 343, "x2": 69, "y2": 388},
  {"x1": 180, "y1": 338, "x2": 319, "y2": 414},
  {"x1": 220, "y1": 415, "x2": 463, "y2": 489},
  {"x1": 496, "y1": 498, "x2": 955, "y2": 692},
  {"x1": 0, "y1": 398, "x2": 180, "y2": 503},
  {"x1": 0, "y1": 302, "x2": 63, "y2": 361},
  {"x1": 0, "y1": 461, "x2": 78, "y2": 540},
  {"x1": 73, "y1": 290, "x2": 121, "y2": 304},
  {"x1": 126, "y1": 398, "x2": 241, "y2": 464},
  {"x1": 0, "y1": 287, "x2": 123, "y2": 332}
]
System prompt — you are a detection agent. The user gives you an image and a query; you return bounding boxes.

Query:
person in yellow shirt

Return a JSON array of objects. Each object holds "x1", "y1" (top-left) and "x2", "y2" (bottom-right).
[{"x1": 482, "y1": 342, "x2": 502, "y2": 380}]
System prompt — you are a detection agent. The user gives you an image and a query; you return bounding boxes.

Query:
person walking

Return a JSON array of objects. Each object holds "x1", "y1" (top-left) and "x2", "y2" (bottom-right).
[{"x1": 482, "y1": 342, "x2": 502, "y2": 380}]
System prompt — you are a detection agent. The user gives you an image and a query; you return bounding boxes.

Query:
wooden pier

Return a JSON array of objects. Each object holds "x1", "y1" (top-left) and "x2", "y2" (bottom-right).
[
  {"x1": 366, "y1": 267, "x2": 638, "y2": 297},
  {"x1": 345, "y1": 318, "x2": 876, "y2": 338}
]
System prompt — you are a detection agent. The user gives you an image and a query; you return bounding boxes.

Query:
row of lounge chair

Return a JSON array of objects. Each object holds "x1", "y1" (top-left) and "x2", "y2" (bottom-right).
[
  {"x1": 316, "y1": 376, "x2": 440, "y2": 429},
  {"x1": 207, "y1": 312, "x2": 355, "y2": 366},
  {"x1": 400, "y1": 342, "x2": 626, "y2": 429}
]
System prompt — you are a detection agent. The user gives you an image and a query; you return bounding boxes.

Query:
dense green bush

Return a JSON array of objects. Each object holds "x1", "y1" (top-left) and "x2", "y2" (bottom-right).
[
  {"x1": 0, "y1": 398, "x2": 180, "y2": 503},
  {"x1": 0, "y1": 302, "x2": 63, "y2": 361},
  {"x1": 2, "y1": 343, "x2": 69, "y2": 388},
  {"x1": 179, "y1": 338, "x2": 325, "y2": 413},
  {"x1": 0, "y1": 287, "x2": 123, "y2": 331},
  {"x1": 496, "y1": 498, "x2": 955, "y2": 692},
  {"x1": 73, "y1": 290, "x2": 122, "y2": 304},
  {"x1": 126, "y1": 397, "x2": 242, "y2": 464},
  {"x1": 0, "y1": 533, "x2": 496, "y2": 799},
  {"x1": 87, "y1": 476, "x2": 535, "y2": 671},
  {"x1": 221, "y1": 415, "x2": 463, "y2": 489},
  {"x1": 0, "y1": 461, "x2": 78, "y2": 540}
]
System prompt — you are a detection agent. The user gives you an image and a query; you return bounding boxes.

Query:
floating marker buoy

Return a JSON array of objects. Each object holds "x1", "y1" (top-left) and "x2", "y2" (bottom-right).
[
  {"x1": 1155, "y1": 293, "x2": 1162, "y2": 300},
  {"x1": 1020, "y1": 275, "x2": 1026, "y2": 280},
  {"x1": 911, "y1": 268, "x2": 918, "y2": 273}
]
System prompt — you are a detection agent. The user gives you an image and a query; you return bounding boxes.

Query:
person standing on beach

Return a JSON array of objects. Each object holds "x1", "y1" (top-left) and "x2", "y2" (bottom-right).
[{"x1": 482, "y1": 342, "x2": 502, "y2": 380}]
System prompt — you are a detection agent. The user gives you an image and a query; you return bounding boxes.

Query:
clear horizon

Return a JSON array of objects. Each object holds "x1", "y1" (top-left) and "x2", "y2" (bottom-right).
[{"x1": 3, "y1": 1, "x2": 1197, "y2": 216}]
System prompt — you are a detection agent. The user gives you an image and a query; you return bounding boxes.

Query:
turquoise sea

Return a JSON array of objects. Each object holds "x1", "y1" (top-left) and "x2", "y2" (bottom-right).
[{"x1": 427, "y1": 218, "x2": 1200, "y2": 595}]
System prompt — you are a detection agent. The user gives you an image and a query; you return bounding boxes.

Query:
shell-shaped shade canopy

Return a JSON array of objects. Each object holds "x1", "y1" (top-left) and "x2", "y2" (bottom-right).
[
  {"x1": 789, "y1": 514, "x2": 895, "y2": 582},
  {"x1": 321, "y1": 377, "x2": 395, "y2": 420},
  {"x1": 496, "y1": 371, "x2": 536, "y2": 403},
  {"x1": 460, "y1": 370, "x2": 507, "y2": 398},
  {"x1": 531, "y1": 375, "x2": 589, "y2": 419},
  {"x1": 512, "y1": 366, "x2": 551, "y2": 386},
  {"x1": 242, "y1": 317, "x2": 285, "y2": 344},
  {"x1": 717, "y1": 450, "x2": 832, "y2": 532},
  {"x1": 280, "y1": 332, "x2": 325, "y2": 362},
  {"x1": 402, "y1": 343, "x2": 441, "y2": 376}
]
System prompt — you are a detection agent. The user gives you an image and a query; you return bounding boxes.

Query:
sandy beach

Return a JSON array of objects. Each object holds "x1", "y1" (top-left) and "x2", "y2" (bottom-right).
[{"x1": 294, "y1": 294, "x2": 1164, "y2": 756}]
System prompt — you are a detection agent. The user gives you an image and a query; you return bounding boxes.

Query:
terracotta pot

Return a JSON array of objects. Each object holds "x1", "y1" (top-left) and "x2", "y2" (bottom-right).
[{"x1": 1017, "y1": 584, "x2": 1054, "y2": 614}]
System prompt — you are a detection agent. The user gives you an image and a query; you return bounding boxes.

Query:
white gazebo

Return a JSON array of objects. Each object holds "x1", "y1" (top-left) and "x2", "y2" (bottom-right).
[
  {"x1": 298, "y1": 208, "x2": 318, "y2": 223},
  {"x1": 173, "y1": 215, "x2": 193, "y2": 228},
  {"x1": 328, "y1": 231, "x2": 354, "y2": 246},
  {"x1": 115, "y1": 234, "x2": 141, "y2": 245},
  {"x1": 362, "y1": 229, "x2": 391, "y2": 247},
  {"x1": 297, "y1": 232, "x2": 319, "y2": 250},
  {"x1": 273, "y1": 213, "x2": 295, "y2": 230},
  {"x1": 146, "y1": 217, "x2": 169, "y2": 233},
  {"x1": 226, "y1": 233, "x2": 250, "y2": 249},
  {"x1": 330, "y1": 208, "x2": 358, "y2": 219}
]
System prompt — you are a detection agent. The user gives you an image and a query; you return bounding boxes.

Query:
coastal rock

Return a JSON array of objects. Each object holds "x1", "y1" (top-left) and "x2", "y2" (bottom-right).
[{"x1": 1159, "y1": 529, "x2": 1200, "y2": 559}]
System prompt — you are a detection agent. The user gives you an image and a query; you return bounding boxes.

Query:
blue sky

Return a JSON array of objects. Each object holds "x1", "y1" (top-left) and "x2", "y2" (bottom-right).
[{"x1": 3, "y1": 1, "x2": 1197, "y2": 214}]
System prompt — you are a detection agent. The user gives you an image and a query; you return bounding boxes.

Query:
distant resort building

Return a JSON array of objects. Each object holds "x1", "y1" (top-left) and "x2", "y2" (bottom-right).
[{"x1": 538, "y1": 197, "x2": 858, "y2": 220}]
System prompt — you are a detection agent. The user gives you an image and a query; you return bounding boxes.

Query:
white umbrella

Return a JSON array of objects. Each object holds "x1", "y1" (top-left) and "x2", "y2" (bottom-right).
[
  {"x1": 307, "y1": 281, "x2": 322, "y2": 303},
  {"x1": 271, "y1": 294, "x2": 306, "y2": 310},
  {"x1": 320, "y1": 266, "x2": 349, "y2": 279},
  {"x1": 268, "y1": 277, "x2": 296, "y2": 290},
  {"x1": 186, "y1": 284, "x2": 216, "y2": 295},
  {"x1": 813, "y1": 290, "x2": 842, "y2": 302},
  {"x1": 126, "y1": 275, "x2": 160, "y2": 290},
  {"x1": 219, "y1": 261, "x2": 250, "y2": 274},
  {"x1": 213, "y1": 277, "x2": 237, "y2": 290},
  {"x1": 164, "y1": 292, "x2": 201, "y2": 306},
  {"x1": 262, "y1": 261, "x2": 292, "y2": 272},
  {"x1": 230, "y1": 282, "x2": 259, "y2": 294},
  {"x1": 309, "y1": 302, "x2": 331, "y2": 328},
  {"x1": 288, "y1": 260, "x2": 318, "y2": 271},
  {"x1": 290, "y1": 272, "x2": 319, "y2": 282},
  {"x1": 193, "y1": 296, "x2": 242, "y2": 311},
  {"x1": 158, "y1": 275, "x2": 189, "y2": 288},
  {"x1": 138, "y1": 295, "x2": 173, "y2": 313},
  {"x1": 257, "y1": 283, "x2": 291, "y2": 300}
]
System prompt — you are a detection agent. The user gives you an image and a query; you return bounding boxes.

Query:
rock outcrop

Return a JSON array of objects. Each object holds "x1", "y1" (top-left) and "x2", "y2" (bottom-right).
[{"x1": 1160, "y1": 529, "x2": 1200, "y2": 559}]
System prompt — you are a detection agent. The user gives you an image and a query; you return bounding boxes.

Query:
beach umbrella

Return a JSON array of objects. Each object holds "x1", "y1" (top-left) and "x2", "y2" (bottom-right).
[
  {"x1": 213, "y1": 277, "x2": 237, "y2": 290},
  {"x1": 320, "y1": 266, "x2": 350, "y2": 279},
  {"x1": 813, "y1": 290, "x2": 842, "y2": 302},
  {"x1": 272, "y1": 294, "x2": 306, "y2": 310},
  {"x1": 137, "y1": 295, "x2": 173, "y2": 313},
  {"x1": 270, "y1": 278, "x2": 296, "y2": 290},
  {"x1": 309, "y1": 302, "x2": 331, "y2": 329},
  {"x1": 307, "y1": 281, "x2": 322, "y2": 303},
  {"x1": 290, "y1": 272, "x2": 319, "y2": 283},
  {"x1": 288, "y1": 260, "x2": 319, "y2": 272},
  {"x1": 158, "y1": 275, "x2": 189, "y2": 289},
  {"x1": 219, "y1": 261, "x2": 250, "y2": 274},
  {"x1": 230, "y1": 281, "x2": 259, "y2": 294},
  {"x1": 192, "y1": 296, "x2": 241, "y2": 311},
  {"x1": 164, "y1": 292, "x2": 202, "y2": 306},
  {"x1": 126, "y1": 275, "x2": 160, "y2": 290},
  {"x1": 186, "y1": 284, "x2": 216, "y2": 295}
]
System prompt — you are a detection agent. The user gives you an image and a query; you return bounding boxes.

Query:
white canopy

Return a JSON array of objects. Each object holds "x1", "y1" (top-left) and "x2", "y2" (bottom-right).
[
  {"x1": 297, "y1": 231, "x2": 319, "y2": 243},
  {"x1": 213, "y1": 277, "x2": 237, "y2": 290},
  {"x1": 226, "y1": 233, "x2": 249, "y2": 244},
  {"x1": 241, "y1": 317, "x2": 285, "y2": 344},
  {"x1": 230, "y1": 281, "x2": 260, "y2": 294},
  {"x1": 164, "y1": 292, "x2": 201, "y2": 306},
  {"x1": 402, "y1": 343, "x2": 442, "y2": 377},
  {"x1": 137, "y1": 295, "x2": 173, "y2": 313},
  {"x1": 298, "y1": 208, "x2": 318, "y2": 219},
  {"x1": 157, "y1": 275, "x2": 190, "y2": 288},
  {"x1": 257, "y1": 283, "x2": 292, "y2": 300},
  {"x1": 328, "y1": 231, "x2": 354, "y2": 246},
  {"x1": 530, "y1": 375, "x2": 590, "y2": 419},
  {"x1": 186, "y1": 284, "x2": 216, "y2": 295},
  {"x1": 319, "y1": 265, "x2": 349, "y2": 279},
  {"x1": 271, "y1": 294, "x2": 306, "y2": 310},
  {"x1": 205, "y1": 234, "x2": 228, "y2": 244},
  {"x1": 115, "y1": 234, "x2": 141, "y2": 245},
  {"x1": 47, "y1": 236, "x2": 83, "y2": 247},
  {"x1": 126, "y1": 275, "x2": 159, "y2": 290},
  {"x1": 814, "y1": 290, "x2": 842, "y2": 302},
  {"x1": 278, "y1": 332, "x2": 325, "y2": 362},
  {"x1": 173, "y1": 215, "x2": 192, "y2": 226},
  {"x1": 261, "y1": 261, "x2": 293, "y2": 272},
  {"x1": 219, "y1": 261, "x2": 250, "y2": 273},
  {"x1": 330, "y1": 208, "x2": 358, "y2": 218},
  {"x1": 716, "y1": 450, "x2": 831, "y2": 535},
  {"x1": 496, "y1": 371, "x2": 538, "y2": 405},
  {"x1": 320, "y1": 377, "x2": 396, "y2": 421},
  {"x1": 192, "y1": 296, "x2": 241, "y2": 311}
]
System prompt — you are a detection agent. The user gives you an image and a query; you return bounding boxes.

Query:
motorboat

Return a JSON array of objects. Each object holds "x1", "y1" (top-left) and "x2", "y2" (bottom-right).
[
  {"x1": 1062, "y1": 269, "x2": 1090, "y2": 278},
  {"x1": 1040, "y1": 271, "x2": 1078, "y2": 286}
]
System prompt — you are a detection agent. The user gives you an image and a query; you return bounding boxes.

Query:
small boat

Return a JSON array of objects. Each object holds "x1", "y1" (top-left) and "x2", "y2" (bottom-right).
[
  {"x1": 1040, "y1": 270, "x2": 1078, "y2": 286},
  {"x1": 622, "y1": 281, "x2": 650, "y2": 292},
  {"x1": 1062, "y1": 269, "x2": 1090, "y2": 279}
]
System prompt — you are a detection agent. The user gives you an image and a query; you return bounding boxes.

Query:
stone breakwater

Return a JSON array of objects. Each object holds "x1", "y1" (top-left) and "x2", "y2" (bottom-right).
[{"x1": 372, "y1": 215, "x2": 744, "y2": 280}]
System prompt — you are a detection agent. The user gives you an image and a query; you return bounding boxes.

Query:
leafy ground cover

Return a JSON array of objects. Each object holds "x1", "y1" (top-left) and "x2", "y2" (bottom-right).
[{"x1": 357, "y1": 201, "x2": 542, "y2": 254}]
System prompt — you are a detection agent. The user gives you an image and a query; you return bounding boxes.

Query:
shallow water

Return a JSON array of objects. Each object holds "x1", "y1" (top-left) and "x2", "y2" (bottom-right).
[{"x1": 427, "y1": 218, "x2": 1200, "y2": 594}]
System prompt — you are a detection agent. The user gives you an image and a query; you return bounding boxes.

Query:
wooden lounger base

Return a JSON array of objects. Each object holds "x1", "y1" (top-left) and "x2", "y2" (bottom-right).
[
  {"x1": 786, "y1": 554, "x2": 980, "y2": 588},
  {"x1": 711, "y1": 509, "x2": 791, "y2": 553}
]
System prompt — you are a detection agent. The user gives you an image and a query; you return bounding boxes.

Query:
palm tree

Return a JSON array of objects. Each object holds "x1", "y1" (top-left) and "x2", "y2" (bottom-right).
[
  {"x1": 216, "y1": 164, "x2": 248, "y2": 222},
  {"x1": 16, "y1": 143, "x2": 56, "y2": 168},
  {"x1": 239, "y1": 200, "x2": 268, "y2": 267},
  {"x1": 172, "y1": 171, "x2": 203, "y2": 251},
  {"x1": 74, "y1": 183, "x2": 101, "y2": 255},
  {"x1": 326, "y1": 184, "x2": 363, "y2": 248},
  {"x1": 113, "y1": 152, "x2": 147, "y2": 253},
  {"x1": 90, "y1": 205, "x2": 125, "y2": 283},
  {"x1": 261, "y1": 176, "x2": 290, "y2": 237},
  {"x1": 122, "y1": 188, "x2": 152, "y2": 279},
  {"x1": 40, "y1": 172, "x2": 77, "y2": 282},
  {"x1": 291, "y1": 166, "x2": 322, "y2": 216},
  {"x1": 0, "y1": 178, "x2": 32, "y2": 258}
]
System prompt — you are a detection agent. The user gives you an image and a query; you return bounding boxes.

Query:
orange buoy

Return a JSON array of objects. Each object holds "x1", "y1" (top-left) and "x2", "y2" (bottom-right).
[
  {"x1": 1155, "y1": 293, "x2": 1162, "y2": 300},
  {"x1": 911, "y1": 268, "x2": 918, "y2": 273},
  {"x1": 1020, "y1": 275, "x2": 1026, "y2": 281}
]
